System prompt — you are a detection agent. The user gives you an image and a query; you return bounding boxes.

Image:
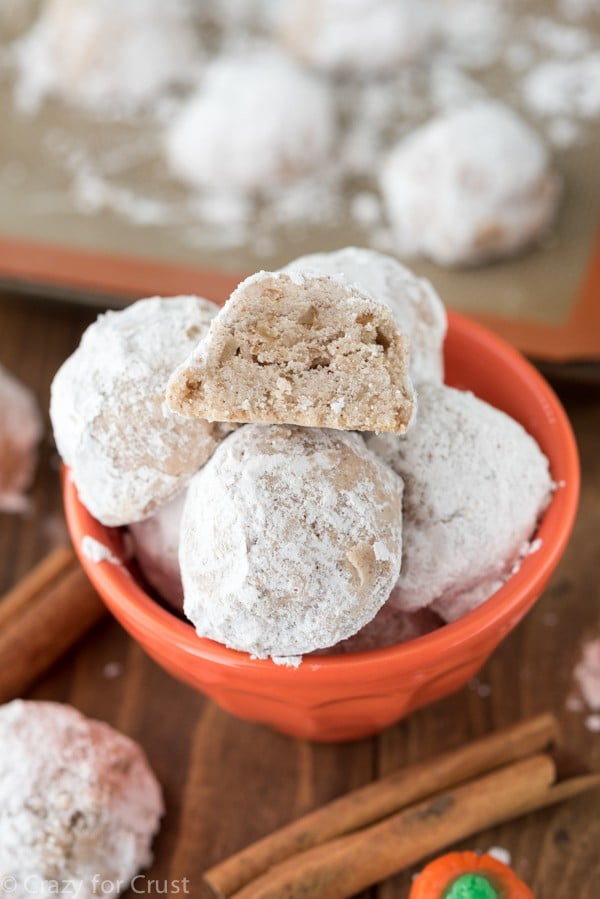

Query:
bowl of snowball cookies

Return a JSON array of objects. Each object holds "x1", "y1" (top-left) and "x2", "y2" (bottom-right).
[{"x1": 55, "y1": 247, "x2": 579, "y2": 742}]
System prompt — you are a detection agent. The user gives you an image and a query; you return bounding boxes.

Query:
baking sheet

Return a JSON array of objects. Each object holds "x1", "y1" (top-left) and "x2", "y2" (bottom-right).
[{"x1": 0, "y1": 0, "x2": 599, "y2": 361}]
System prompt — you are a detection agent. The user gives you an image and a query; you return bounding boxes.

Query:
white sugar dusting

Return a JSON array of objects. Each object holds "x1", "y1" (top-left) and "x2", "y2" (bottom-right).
[
  {"x1": 81, "y1": 535, "x2": 121, "y2": 566},
  {"x1": 271, "y1": 655, "x2": 303, "y2": 668},
  {"x1": 487, "y1": 846, "x2": 512, "y2": 866}
]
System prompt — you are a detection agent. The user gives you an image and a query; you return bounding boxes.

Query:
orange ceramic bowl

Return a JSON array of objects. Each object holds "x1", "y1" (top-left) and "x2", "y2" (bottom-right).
[{"x1": 63, "y1": 310, "x2": 579, "y2": 743}]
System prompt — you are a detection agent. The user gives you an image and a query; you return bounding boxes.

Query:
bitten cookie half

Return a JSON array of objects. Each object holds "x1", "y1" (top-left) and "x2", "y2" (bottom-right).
[{"x1": 167, "y1": 271, "x2": 415, "y2": 433}]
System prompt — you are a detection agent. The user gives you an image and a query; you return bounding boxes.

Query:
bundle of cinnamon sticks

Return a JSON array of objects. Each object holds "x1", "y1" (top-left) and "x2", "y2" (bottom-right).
[
  {"x1": 201, "y1": 714, "x2": 600, "y2": 899},
  {"x1": 0, "y1": 544, "x2": 106, "y2": 702}
]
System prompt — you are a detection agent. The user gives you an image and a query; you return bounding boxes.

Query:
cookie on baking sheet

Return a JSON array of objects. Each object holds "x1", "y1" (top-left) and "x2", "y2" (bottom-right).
[
  {"x1": 0, "y1": 700, "x2": 164, "y2": 899},
  {"x1": 167, "y1": 271, "x2": 415, "y2": 434},
  {"x1": 282, "y1": 247, "x2": 447, "y2": 384},
  {"x1": 13, "y1": 0, "x2": 199, "y2": 113},
  {"x1": 180, "y1": 424, "x2": 404, "y2": 658},
  {"x1": 279, "y1": 0, "x2": 437, "y2": 78},
  {"x1": 369, "y1": 383, "x2": 553, "y2": 618},
  {"x1": 164, "y1": 49, "x2": 335, "y2": 195},
  {"x1": 0, "y1": 363, "x2": 42, "y2": 513},
  {"x1": 381, "y1": 100, "x2": 561, "y2": 267},
  {"x1": 51, "y1": 296, "x2": 228, "y2": 527}
]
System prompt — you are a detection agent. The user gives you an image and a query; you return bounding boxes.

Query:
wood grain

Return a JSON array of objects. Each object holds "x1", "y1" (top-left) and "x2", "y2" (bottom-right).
[{"x1": 0, "y1": 294, "x2": 598, "y2": 899}]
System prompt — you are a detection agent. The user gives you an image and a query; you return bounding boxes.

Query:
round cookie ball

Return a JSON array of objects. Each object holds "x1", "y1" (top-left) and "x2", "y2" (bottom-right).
[
  {"x1": 181, "y1": 424, "x2": 404, "y2": 657},
  {"x1": 0, "y1": 700, "x2": 164, "y2": 898},
  {"x1": 380, "y1": 100, "x2": 561, "y2": 266},
  {"x1": 129, "y1": 489, "x2": 185, "y2": 610},
  {"x1": 314, "y1": 605, "x2": 442, "y2": 654},
  {"x1": 0, "y1": 363, "x2": 42, "y2": 513},
  {"x1": 369, "y1": 383, "x2": 552, "y2": 617},
  {"x1": 279, "y1": 0, "x2": 437, "y2": 78},
  {"x1": 282, "y1": 246, "x2": 447, "y2": 383},
  {"x1": 14, "y1": 0, "x2": 200, "y2": 114},
  {"x1": 164, "y1": 50, "x2": 335, "y2": 195},
  {"x1": 50, "y1": 296, "x2": 225, "y2": 527}
]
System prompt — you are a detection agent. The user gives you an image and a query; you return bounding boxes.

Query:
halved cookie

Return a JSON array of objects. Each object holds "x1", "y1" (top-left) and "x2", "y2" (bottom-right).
[{"x1": 167, "y1": 271, "x2": 415, "y2": 433}]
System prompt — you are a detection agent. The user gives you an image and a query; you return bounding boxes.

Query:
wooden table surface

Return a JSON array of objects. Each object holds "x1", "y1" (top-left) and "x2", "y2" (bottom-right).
[{"x1": 0, "y1": 294, "x2": 598, "y2": 899}]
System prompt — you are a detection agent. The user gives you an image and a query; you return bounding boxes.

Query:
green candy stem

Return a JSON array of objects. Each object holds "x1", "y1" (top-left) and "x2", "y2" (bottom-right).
[{"x1": 444, "y1": 873, "x2": 500, "y2": 899}]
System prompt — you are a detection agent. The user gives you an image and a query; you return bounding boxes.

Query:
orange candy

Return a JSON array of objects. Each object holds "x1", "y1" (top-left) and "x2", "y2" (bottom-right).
[{"x1": 409, "y1": 851, "x2": 534, "y2": 899}]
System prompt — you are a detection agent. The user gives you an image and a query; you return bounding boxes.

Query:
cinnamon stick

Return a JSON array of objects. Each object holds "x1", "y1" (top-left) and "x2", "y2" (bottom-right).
[
  {"x1": 203, "y1": 713, "x2": 558, "y2": 898},
  {"x1": 0, "y1": 545, "x2": 107, "y2": 702},
  {"x1": 230, "y1": 754, "x2": 556, "y2": 899}
]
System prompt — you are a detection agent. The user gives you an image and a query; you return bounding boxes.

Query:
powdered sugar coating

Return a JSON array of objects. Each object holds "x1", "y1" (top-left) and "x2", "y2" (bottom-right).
[
  {"x1": 0, "y1": 700, "x2": 164, "y2": 898},
  {"x1": 282, "y1": 247, "x2": 447, "y2": 383},
  {"x1": 81, "y1": 535, "x2": 122, "y2": 566},
  {"x1": 279, "y1": 0, "x2": 437, "y2": 77},
  {"x1": 181, "y1": 424, "x2": 404, "y2": 657},
  {"x1": 381, "y1": 100, "x2": 562, "y2": 266},
  {"x1": 369, "y1": 383, "x2": 552, "y2": 617},
  {"x1": 129, "y1": 489, "x2": 185, "y2": 610},
  {"x1": 0, "y1": 363, "x2": 43, "y2": 513},
  {"x1": 314, "y1": 605, "x2": 442, "y2": 654},
  {"x1": 13, "y1": 0, "x2": 200, "y2": 114},
  {"x1": 164, "y1": 50, "x2": 335, "y2": 195},
  {"x1": 50, "y1": 296, "x2": 225, "y2": 526}
]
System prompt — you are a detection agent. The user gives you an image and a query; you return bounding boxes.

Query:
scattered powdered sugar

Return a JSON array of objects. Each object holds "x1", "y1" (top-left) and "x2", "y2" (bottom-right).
[
  {"x1": 271, "y1": 655, "x2": 303, "y2": 668},
  {"x1": 522, "y1": 53, "x2": 600, "y2": 119},
  {"x1": 81, "y1": 536, "x2": 122, "y2": 566},
  {"x1": 585, "y1": 714, "x2": 600, "y2": 732},
  {"x1": 102, "y1": 661, "x2": 124, "y2": 679},
  {"x1": 487, "y1": 846, "x2": 512, "y2": 866},
  {"x1": 469, "y1": 677, "x2": 492, "y2": 699},
  {"x1": 0, "y1": 363, "x2": 43, "y2": 514}
]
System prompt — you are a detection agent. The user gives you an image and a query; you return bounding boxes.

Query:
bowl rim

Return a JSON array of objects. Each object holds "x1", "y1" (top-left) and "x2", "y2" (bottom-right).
[{"x1": 63, "y1": 309, "x2": 580, "y2": 680}]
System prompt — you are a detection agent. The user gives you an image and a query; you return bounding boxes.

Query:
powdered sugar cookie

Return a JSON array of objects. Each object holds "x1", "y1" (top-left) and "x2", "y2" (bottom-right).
[
  {"x1": 164, "y1": 50, "x2": 335, "y2": 194},
  {"x1": 51, "y1": 296, "x2": 226, "y2": 527},
  {"x1": 0, "y1": 700, "x2": 163, "y2": 899},
  {"x1": 0, "y1": 363, "x2": 43, "y2": 513},
  {"x1": 167, "y1": 271, "x2": 415, "y2": 433},
  {"x1": 282, "y1": 247, "x2": 446, "y2": 383},
  {"x1": 129, "y1": 489, "x2": 185, "y2": 610},
  {"x1": 279, "y1": 0, "x2": 437, "y2": 78},
  {"x1": 381, "y1": 100, "x2": 561, "y2": 266},
  {"x1": 315, "y1": 605, "x2": 442, "y2": 654},
  {"x1": 369, "y1": 383, "x2": 552, "y2": 617},
  {"x1": 180, "y1": 425, "x2": 404, "y2": 657},
  {"x1": 13, "y1": 0, "x2": 199, "y2": 114}
]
